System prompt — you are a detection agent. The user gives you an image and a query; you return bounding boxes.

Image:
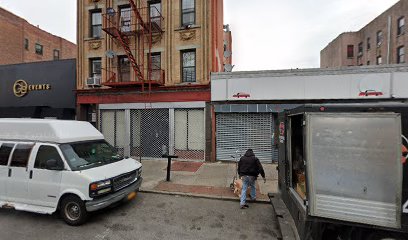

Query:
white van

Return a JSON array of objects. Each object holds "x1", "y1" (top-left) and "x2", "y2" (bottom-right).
[{"x1": 0, "y1": 119, "x2": 142, "y2": 225}]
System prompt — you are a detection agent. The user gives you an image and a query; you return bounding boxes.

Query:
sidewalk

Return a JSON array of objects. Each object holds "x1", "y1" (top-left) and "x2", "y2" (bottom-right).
[{"x1": 140, "y1": 159, "x2": 278, "y2": 202}]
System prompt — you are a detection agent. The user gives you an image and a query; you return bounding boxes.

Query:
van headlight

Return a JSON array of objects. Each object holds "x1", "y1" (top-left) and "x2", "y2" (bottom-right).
[{"x1": 89, "y1": 179, "x2": 112, "y2": 197}]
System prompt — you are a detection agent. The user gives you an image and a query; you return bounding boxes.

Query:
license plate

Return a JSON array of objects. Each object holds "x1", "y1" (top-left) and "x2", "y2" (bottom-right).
[{"x1": 127, "y1": 191, "x2": 137, "y2": 201}]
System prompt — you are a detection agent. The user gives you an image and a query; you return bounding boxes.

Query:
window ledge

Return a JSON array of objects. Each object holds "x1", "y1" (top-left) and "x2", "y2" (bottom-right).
[
  {"x1": 84, "y1": 37, "x2": 104, "y2": 41},
  {"x1": 176, "y1": 82, "x2": 199, "y2": 86},
  {"x1": 175, "y1": 25, "x2": 201, "y2": 31}
]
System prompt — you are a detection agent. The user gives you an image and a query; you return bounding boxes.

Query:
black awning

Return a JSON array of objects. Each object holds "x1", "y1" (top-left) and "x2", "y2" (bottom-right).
[{"x1": 0, "y1": 107, "x2": 75, "y2": 119}]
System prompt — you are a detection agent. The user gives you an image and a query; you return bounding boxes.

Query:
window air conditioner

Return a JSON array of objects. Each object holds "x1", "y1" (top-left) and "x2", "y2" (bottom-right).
[{"x1": 86, "y1": 76, "x2": 101, "y2": 87}]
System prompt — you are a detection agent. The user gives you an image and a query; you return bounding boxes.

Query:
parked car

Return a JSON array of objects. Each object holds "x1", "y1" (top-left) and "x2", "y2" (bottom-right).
[{"x1": 0, "y1": 119, "x2": 142, "y2": 225}]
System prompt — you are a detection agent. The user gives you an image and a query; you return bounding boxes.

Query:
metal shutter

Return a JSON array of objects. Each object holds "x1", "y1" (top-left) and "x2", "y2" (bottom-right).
[{"x1": 216, "y1": 113, "x2": 277, "y2": 163}]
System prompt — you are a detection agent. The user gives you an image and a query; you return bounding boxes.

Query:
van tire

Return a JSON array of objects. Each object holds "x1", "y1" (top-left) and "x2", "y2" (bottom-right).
[{"x1": 60, "y1": 195, "x2": 88, "y2": 226}]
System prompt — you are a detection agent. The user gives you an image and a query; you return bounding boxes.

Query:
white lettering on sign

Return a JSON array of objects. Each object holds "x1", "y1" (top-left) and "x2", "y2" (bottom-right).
[{"x1": 403, "y1": 200, "x2": 408, "y2": 213}]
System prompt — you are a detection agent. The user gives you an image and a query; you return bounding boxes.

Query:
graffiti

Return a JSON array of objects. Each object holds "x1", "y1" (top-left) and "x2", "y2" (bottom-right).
[{"x1": 402, "y1": 135, "x2": 408, "y2": 164}]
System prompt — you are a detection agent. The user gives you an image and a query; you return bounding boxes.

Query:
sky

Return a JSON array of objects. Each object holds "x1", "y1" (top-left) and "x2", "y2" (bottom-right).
[{"x1": 0, "y1": 0, "x2": 400, "y2": 71}]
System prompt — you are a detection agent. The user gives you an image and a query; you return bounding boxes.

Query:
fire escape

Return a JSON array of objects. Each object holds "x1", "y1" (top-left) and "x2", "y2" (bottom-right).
[{"x1": 102, "y1": 0, "x2": 164, "y2": 92}]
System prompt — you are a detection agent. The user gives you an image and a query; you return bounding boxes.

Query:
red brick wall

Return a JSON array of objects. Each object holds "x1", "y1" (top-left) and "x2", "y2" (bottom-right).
[
  {"x1": 0, "y1": 7, "x2": 76, "y2": 65},
  {"x1": 0, "y1": 8, "x2": 24, "y2": 65}
]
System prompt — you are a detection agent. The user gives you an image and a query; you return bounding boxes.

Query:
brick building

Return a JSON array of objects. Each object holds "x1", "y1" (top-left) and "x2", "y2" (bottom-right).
[
  {"x1": 76, "y1": 0, "x2": 231, "y2": 162},
  {"x1": 321, "y1": 0, "x2": 407, "y2": 68},
  {"x1": 0, "y1": 7, "x2": 76, "y2": 65}
]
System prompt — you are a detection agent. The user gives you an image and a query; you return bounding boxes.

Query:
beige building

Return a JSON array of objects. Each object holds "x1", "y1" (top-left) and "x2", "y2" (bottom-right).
[
  {"x1": 76, "y1": 0, "x2": 231, "y2": 162},
  {"x1": 321, "y1": 0, "x2": 407, "y2": 68}
]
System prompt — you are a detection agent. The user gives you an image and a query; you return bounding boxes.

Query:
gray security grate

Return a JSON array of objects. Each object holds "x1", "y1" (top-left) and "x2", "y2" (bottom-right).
[
  {"x1": 99, "y1": 108, "x2": 205, "y2": 161},
  {"x1": 216, "y1": 113, "x2": 277, "y2": 163}
]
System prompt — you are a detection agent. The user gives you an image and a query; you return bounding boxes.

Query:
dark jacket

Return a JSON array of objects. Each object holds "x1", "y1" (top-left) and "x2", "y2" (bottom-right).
[{"x1": 238, "y1": 149, "x2": 265, "y2": 179}]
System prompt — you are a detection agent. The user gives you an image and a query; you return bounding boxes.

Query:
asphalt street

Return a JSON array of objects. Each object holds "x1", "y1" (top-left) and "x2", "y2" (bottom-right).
[{"x1": 0, "y1": 192, "x2": 280, "y2": 240}]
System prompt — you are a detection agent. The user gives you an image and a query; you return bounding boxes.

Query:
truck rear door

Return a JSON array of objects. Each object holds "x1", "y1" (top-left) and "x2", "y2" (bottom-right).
[{"x1": 306, "y1": 112, "x2": 402, "y2": 229}]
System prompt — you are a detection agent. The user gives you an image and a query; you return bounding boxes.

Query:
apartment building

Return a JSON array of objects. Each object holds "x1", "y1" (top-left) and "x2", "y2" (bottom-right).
[
  {"x1": 0, "y1": 7, "x2": 76, "y2": 65},
  {"x1": 76, "y1": 0, "x2": 231, "y2": 162},
  {"x1": 321, "y1": 0, "x2": 407, "y2": 68}
]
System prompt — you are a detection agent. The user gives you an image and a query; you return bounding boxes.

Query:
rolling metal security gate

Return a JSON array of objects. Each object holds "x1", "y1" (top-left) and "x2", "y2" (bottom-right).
[{"x1": 216, "y1": 113, "x2": 277, "y2": 163}]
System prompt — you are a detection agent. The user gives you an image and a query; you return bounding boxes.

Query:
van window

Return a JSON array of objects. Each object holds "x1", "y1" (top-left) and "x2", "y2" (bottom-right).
[
  {"x1": 10, "y1": 144, "x2": 34, "y2": 168},
  {"x1": 60, "y1": 140, "x2": 121, "y2": 171},
  {"x1": 0, "y1": 143, "x2": 14, "y2": 166},
  {"x1": 35, "y1": 146, "x2": 63, "y2": 169}
]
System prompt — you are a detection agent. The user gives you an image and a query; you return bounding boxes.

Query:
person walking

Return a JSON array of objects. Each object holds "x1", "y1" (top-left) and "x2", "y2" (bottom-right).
[{"x1": 238, "y1": 149, "x2": 266, "y2": 209}]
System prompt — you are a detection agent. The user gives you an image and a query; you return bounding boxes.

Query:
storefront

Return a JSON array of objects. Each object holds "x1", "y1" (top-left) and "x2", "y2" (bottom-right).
[
  {"x1": 0, "y1": 59, "x2": 76, "y2": 119},
  {"x1": 211, "y1": 65, "x2": 408, "y2": 163}
]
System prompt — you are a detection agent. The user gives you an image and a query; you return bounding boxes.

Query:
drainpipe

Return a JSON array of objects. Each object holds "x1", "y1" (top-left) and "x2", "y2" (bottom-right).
[{"x1": 387, "y1": 16, "x2": 391, "y2": 64}]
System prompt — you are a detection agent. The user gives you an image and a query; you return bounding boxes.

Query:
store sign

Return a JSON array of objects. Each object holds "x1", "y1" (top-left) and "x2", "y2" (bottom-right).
[{"x1": 13, "y1": 79, "x2": 51, "y2": 98}]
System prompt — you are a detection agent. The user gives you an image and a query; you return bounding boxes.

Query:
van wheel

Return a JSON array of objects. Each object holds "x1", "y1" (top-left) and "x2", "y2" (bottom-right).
[{"x1": 60, "y1": 195, "x2": 88, "y2": 226}]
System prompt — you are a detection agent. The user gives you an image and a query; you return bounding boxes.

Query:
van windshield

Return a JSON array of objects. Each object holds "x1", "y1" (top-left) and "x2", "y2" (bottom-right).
[{"x1": 60, "y1": 140, "x2": 123, "y2": 171}]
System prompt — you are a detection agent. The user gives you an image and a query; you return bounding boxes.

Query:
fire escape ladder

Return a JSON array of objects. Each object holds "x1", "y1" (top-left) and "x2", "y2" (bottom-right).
[
  {"x1": 128, "y1": 0, "x2": 149, "y2": 32},
  {"x1": 112, "y1": 28, "x2": 144, "y2": 82}
]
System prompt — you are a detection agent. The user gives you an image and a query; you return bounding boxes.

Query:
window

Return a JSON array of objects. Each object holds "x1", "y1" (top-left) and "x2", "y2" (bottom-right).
[
  {"x1": 90, "y1": 58, "x2": 102, "y2": 77},
  {"x1": 181, "y1": 50, "x2": 196, "y2": 82},
  {"x1": 397, "y1": 46, "x2": 405, "y2": 63},
  {"x1": 118, "y1": 55, "x2": 130, "y2": 82},
  {"x1": 358, "y1": 42, "x2": 363, "y2": 55},
  {"x1": 150, "y1": 52, "x2": 161, "y2": 81},
  {"x1": 119, "y1": 6, "x2": 131, "y2": 32},
  {"x1": 398, "y1": 17, "x2": 405, "y2": 35},
  {"x1": 0, "y1": 143, "x2": 14, "y2": 166},
  {"x1": 367, "y1": 37, "x2": 371, "y2": 50},
  {"x1": 151, "y1": 53, "x2": 161, "y2": 70},
  {"x1": 377, "y1": 31, "x2": 383, "y2": 46},
  {"x1": 35, "y1": 43, "x2": 43, "y2": 55},
  {"x1": 34, "y1": 146, "x2": 63, "y2": 169},
  {"x1": 10, "y1": 144, "x2": 34, "y2": 168},
  {"x1": 347, "y1": 45, "x2": 354, "y2": 58},
  {"x1": 53, "y1": 49, "x2": 60, "y2": 60},
  {"x1": 24, "y1": 38, "x2": 29, "y2": 50},
  {"x1": 367, "y1": 61, "x2": 370, "y2": 65},
  {"x1": 181, "y1": 0, "x2": 195, "y2": 26},
  {"x1": 376, "y1": 56, "x2": 382, "y2": 65},
  {"x1": 90, "y1": 10, "x2": 102, "y2": 38},
  {"x1": 149, "y1": 1, "x2": 161, "y2": 26}
]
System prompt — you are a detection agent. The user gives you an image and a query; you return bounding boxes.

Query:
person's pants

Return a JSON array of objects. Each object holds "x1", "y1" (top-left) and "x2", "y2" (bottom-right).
[{"x1": 240, "y1": 176, "x2": 256, "y2": 206}]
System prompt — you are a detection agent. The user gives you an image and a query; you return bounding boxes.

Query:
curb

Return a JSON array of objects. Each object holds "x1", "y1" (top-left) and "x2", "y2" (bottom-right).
[{"x1": 139, "y1": 189, "x2": 271, "y2": 204}]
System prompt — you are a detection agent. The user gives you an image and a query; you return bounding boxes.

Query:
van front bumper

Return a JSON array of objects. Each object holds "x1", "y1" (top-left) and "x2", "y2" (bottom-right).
[{"x1": 85, "y1": 177, "x2": 143, "y2": 212}]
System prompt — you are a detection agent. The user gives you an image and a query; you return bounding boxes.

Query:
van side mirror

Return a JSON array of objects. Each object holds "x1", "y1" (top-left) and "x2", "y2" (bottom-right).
[{"x1": 46, "y1": 159, "x2": 64, "y2": 171}]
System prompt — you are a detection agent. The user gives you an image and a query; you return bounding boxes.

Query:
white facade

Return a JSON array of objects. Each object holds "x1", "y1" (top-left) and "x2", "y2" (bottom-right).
[{"x1": 211, "y1": 65, "x2": 408, "y2": 102}]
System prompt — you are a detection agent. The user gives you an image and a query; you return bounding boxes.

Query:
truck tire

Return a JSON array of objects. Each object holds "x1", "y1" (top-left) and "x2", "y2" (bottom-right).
[{"x1": 60, "y1": 195, "x2": 88, "y2": 226}]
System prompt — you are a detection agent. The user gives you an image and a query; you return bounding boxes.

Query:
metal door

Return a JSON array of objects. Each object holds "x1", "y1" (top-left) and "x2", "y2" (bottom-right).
[
  {"x1": 306, "y1": 113, "x2": 402, "y2": 229},
  {"x1": 6, "y1": 143, "x2": 34, "y2": 204},
  {"x1": 216, "y1": 113, "x2": 277, "y2": 163},
  {"x1": 28, "y1": 144, "x2": 63, "y2": 208},
  {"x1": 0, "y1": 142, "x2": 14, "y2": 202},
  {"x1": 141, "y1": 109, "x2": 169, "y2": 158}
]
